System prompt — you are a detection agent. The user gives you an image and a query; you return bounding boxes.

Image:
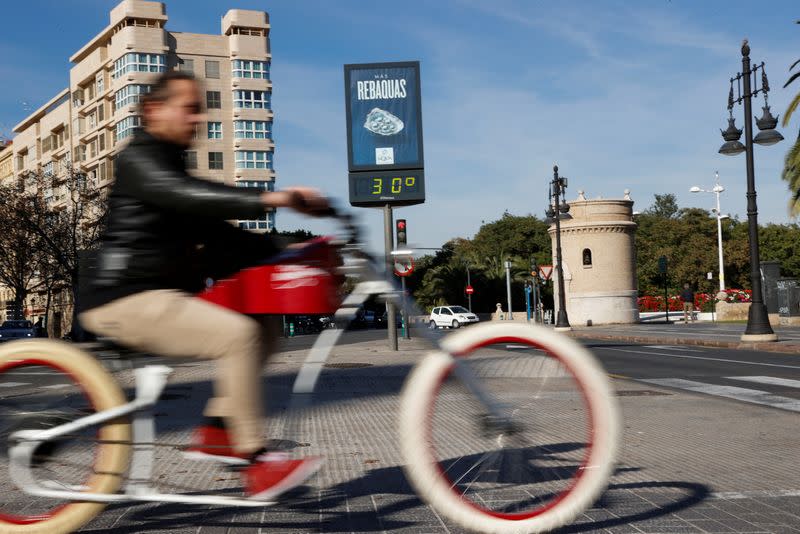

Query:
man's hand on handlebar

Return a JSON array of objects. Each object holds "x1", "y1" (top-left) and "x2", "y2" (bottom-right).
[{"x1": 261, "y1": 187, "x2": 331, "y2": 217}]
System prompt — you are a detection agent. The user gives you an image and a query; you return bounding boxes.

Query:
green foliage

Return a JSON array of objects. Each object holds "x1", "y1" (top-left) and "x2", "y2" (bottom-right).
[
  {"x1": 407, "y1": 197, "x2": 800, "y2": 315},
  {"x1": 407, "y1": 214, "x2": 552, "y2": 313},
  {"x1": 636, "y1": 194, "x2": 800, "y2": 296},
  {"x1": 782, "y1": 46, "x2": 800, "y2": 214},
  {"x1": 644, "y1": 193, "x2": 680, "y2": 219}
]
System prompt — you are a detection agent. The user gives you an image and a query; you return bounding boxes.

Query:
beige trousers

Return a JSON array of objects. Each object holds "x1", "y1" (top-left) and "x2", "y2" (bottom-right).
[
  {"x1": 80, "y1": 289, "x2": 279, "y2": 454},
  {"x1": 682, "y1": 302, "x2": 695, "y2": 323}
]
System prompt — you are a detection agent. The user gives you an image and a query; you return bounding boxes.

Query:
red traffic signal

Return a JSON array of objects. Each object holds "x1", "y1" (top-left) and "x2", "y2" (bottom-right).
[{"x1": 395, "y1": 219, "x2": 407, "y2": 246}]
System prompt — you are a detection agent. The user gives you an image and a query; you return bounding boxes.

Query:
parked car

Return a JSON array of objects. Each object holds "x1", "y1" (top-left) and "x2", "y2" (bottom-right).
[
  {"x1": 428, "y1": 306, "x2": 479, "y2": 329},
  {"x1": 376, "y1": 310, "x2": 403, "y2": 329},
  {"x1": 285, "y1": 315, "x2": 324, "y2": 335},
  {"x1": 0, "y1": 320, "x2": 36, "y2": 342}
]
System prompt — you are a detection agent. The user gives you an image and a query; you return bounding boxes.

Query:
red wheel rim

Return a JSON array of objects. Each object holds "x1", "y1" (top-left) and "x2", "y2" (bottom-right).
[{"x1": 428, "y1": 336, "x2": 596, "y2": 520}]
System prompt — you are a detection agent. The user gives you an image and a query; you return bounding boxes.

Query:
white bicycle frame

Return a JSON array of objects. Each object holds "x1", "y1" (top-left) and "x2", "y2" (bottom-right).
[{"x1": 8, "y1": 244, "x2": 510, "y2": 508}]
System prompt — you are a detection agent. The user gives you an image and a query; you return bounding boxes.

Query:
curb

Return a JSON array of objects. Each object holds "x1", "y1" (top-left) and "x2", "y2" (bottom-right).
[{"x1": 566, "y1": 330, "x2": 800, "y2": 354}]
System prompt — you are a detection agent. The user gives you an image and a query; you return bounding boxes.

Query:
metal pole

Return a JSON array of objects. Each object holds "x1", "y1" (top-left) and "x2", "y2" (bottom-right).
[
  {"x1": 740, "y1": 42, "x2": 776, "y2": 340},
  {"x1": 401, "y1": 277, "x2": 410, "y2": 339},
  {"x1": 664, "y1": 261, "x2": 669, "y2": 323},
  {"x1": 715, "y1": 186, "x2": 726, "y2": 292},
  {"x1": 505, "y1": 260, "x2": 513, "y2": 320},
  {"x1": 467, "y1": 267, "x2": 472, "y2": 312},
  {"x1": 384, "y1": 204, "x2": 398, "y2": 350},
  {"x1": 553, "y1": 166, "x2": 571, "y2": 329}
]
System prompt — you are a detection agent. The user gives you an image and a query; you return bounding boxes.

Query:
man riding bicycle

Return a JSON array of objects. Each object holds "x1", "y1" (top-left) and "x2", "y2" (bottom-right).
[{"x1": 79, "y1": 71, "x2": 327, "y2": 501}]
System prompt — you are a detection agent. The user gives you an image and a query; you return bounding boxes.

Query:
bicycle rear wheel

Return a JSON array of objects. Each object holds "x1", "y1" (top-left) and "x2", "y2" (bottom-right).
[
  {"x1": 0, "y1": 340, "x2": 131, "y2": 534},
  {"x1": 399, "y1": 323, "x2": 619, "y2": 534}
]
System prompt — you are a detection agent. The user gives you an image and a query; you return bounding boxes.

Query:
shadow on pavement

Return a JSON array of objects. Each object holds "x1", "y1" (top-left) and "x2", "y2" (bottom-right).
[{"x1": 90, "y1": 446, "x2": 708, "y2": 533}]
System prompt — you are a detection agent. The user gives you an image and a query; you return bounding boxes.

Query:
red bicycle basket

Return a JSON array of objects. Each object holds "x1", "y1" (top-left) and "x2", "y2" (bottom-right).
[{"x1": 197, "y1": 238, "x2": 342, "y2": 315}]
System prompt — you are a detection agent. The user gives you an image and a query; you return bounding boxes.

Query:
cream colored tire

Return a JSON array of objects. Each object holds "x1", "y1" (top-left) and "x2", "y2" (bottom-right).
[
  {"x1": 398, "y1": 322, "x2": 620, "y2": 534},
  {"x1": 0, "y1": 340, "x2": 131, "y2": 534}
]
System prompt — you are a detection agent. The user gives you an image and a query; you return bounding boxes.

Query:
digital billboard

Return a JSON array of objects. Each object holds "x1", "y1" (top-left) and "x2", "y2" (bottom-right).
[{"x1": 344, "y1": 61, "x2": 424, "y2": 172}]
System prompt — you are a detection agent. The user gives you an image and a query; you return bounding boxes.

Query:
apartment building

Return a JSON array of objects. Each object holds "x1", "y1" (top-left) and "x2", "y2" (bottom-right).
[
  {"x1": 2, "y1": 0, "x2": 275, "y2": 327},
  {"x1": 0, "y1": 141, "x2": 12, "y2": 184},
  {"x1": 9, "y1": 0, "x2": 276, "y2": 231}
]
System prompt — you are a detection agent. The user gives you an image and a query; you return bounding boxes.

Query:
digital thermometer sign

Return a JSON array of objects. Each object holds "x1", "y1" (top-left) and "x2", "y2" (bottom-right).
[{"x1": 345, "y1": 61, "x2": 425, "y2": 207}]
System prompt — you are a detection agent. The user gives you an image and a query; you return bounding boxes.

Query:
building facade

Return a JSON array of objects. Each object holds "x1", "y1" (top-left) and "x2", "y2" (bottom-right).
[
  {"x1": 549, "y1": 190, "x2": 639, "y2": 326},
  {"x1": 9, "y1": 0, "x2": 275, "y2": 230},
  {"x1": 2, "y1": 0, "x2": 275, "y2": 327}
]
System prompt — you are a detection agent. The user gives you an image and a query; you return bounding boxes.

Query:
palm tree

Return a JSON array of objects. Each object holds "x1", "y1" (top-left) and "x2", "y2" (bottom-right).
[{"x1": 782, "y1": 21, "x2": 800, "y2": 214}]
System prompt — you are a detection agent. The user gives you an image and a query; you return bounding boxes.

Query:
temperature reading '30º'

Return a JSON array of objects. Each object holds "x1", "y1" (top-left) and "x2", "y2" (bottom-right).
[{"x1": 372, "y1": 176, "x2": 417, "y2": 195}]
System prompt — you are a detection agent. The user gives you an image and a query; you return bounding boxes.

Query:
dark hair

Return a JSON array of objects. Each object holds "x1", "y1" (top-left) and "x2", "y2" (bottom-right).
[{"x1": 138, "y1": 70, "x2": 197, "y2": 121}]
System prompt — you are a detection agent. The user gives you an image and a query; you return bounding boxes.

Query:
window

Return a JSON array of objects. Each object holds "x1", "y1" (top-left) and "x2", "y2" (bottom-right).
[
  {"x1": 96, "y1": 72, "x2": 104, "y2": 94},
  {"x1": 205, "y1": 60, "x2": 220, "y2": 79},
  {"x1": 207, "y1": 122, "x2": 222, "y2": 139},
  {"x1": 98, "y1": 131, "x2": 106, "y2": 152},
  {"x1": 208, "y1": 152, "x2": 223, "y2": 170},
  {"x1": 582, "y1": 248, "x2": 593, "y2": 267},
  {"x1": 42, "y1": 135, "x2": 53, "y2": 154},
  {"x1": 234, "y1": 150, "x2": 271, "y2": 169},
  {"x1": 238, "y1": 213, "x2": 273, "y2": 231},
  {"x1": 179, "y1": 58, "x2": 194, "y2": 73},
  {"x1": 98, "y1": 161, "x2": 107, "y2": 183},
  {"x1": 112, "y1": 53, "x2": 166, "y2": 79},
  {"x1": 74, "y1": 145, "x2": 86, "y2": 162},
  {"x1": 233, "y1": 120, "x2": 271, "y2": 139},
  {"x1": 232, "y1": 59, "x2": 269, "y2": 79},
  {"x1": 42, "y1": 161, "x2": 54, "y2": 177},
  {"x1": 235, "y1": 180, "x2": 273, "y2": 191},
  {"x1": 184, "y1": 151, "x2": 197, "y2": 169},
  {"x1": 233, "y1": 90, "x2": 270, "y2": 109},
  {"x1": 87, "y1": 83, "x2": 95, "y2": 101},
  {"x1": 88, "y1": 111, "x2": 97, "y2": 129},
  {"x1": 206, "y1": 91, "x2": 221, "y2": 109},
  {"x1": 115, "y1": 84, "x2": 151, "y2": 111},
  {"x1": 89, "y1": 140, "x2": 97, "y2": 159},
  {"x1": 115, "y1": 116, "x2": 141, "y2": 141}
]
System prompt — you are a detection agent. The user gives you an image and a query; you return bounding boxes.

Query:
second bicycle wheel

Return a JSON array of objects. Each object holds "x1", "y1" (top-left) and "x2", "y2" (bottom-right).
[
  {"x1": 399, "y1": 323, "x2": 619, "y2": 534},
  {"x1": 0, "y1": 340, "x2": 131, "y2": 534}
]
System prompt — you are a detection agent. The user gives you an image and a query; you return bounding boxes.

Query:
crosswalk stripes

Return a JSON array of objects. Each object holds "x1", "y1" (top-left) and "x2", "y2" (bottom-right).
[
  {"x1": 728, "y1": 376, "x2": 800, "y2": 389},
  {"x1": 641, "y1": 377, "x2": 800, "y2": 413}
]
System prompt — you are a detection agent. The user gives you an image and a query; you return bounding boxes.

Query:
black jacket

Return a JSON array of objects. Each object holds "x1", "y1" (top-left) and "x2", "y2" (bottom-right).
[{"x1": 81, "y1": 129, "x2": 278, "y2": 311}]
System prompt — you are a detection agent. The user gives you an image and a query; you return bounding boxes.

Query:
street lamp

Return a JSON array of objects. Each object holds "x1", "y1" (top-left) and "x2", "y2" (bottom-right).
[
  {"x1": 718, "y1": 40, "x2": 782, "y2": 342},
  {"x1": 546, "y1": 164, "x2": 571, "y2": 330},
  {"x1": 690, "y1": 171, "x2": 728, "y2": 293}
]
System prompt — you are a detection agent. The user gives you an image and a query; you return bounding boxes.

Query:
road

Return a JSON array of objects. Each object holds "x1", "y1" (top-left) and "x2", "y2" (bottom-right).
[
  {"x1": 1, "y1": 331, "x2": 799, "y2": 533},
  {"x1": 587, "y1": 340, "x2": 800, "y2": 413}
]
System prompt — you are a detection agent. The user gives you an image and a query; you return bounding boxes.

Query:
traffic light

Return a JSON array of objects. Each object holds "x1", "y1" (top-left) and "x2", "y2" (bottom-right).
[
  {"x1": 530, "y1": 257, "x2": 539, "y2": 279},
  {"x1": 396, "y1": 219, "x2": 407, "y2": 247}
]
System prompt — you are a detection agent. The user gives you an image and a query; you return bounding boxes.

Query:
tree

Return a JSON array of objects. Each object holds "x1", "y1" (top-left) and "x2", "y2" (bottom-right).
[
  {"x1": 782, "y1": 31, "x2": 800, "y2": 214},
  {"x1": 644, "y1": 193, "x2": 680, "y2": 219},
  {"x1": 1, "y1": 170, "x2": 107, "y2": 333},
  {"x1": 0, "y1": 178, "x2": 48, "y2": 319}
]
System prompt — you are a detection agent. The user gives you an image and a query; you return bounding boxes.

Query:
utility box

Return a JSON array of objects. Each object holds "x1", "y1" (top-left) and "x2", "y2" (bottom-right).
[
  {"x1": 761, "y1": 261, "x2": 781, "y2": 314},
  {"x1": 776, "y1": 278, "x2": 800, "y2": 317}
]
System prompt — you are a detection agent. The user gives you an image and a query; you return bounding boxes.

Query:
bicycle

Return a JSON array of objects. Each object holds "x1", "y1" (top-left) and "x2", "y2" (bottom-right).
[{"x1": 0, "y1": 210, "x2": 620, "y2": 534}]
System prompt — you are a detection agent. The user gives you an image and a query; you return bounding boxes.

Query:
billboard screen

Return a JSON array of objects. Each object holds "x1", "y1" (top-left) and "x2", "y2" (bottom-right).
[{"x1": 344, "y1": 61, "x2": 424, "y2": 172}]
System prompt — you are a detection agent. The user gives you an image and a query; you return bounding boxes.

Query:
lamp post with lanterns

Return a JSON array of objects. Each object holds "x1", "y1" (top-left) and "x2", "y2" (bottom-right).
[
  {"x1": 718, "y1": 40, "x2": 782, "y2": 341},
  {"x1": 546, "y1": 165, "x2": 571, "y2": 330}
]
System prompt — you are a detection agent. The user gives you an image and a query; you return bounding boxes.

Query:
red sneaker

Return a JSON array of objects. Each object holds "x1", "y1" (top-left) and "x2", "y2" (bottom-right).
[
  {"x1": 182, "y1": 425, "x2": 249, "y2": 465},
  {"x1": 244, "y1": 453, "x2": 324, "y2": 501}
]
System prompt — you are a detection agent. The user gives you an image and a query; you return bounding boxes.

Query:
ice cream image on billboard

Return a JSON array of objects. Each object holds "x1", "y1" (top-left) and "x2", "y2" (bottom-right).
[{"x1": 364, "y1": 108, "x2": 404, "y2": 136}]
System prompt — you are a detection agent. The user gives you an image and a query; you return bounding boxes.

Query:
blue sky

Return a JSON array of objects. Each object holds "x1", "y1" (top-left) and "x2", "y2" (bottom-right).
[{"x1": 1, "y1": 0, "x2": 799, "y2": 254}]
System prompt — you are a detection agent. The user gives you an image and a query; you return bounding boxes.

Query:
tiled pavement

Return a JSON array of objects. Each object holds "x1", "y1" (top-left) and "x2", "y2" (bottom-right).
[{"x1": 3, "y1": 331, "x2": 800, "y2": 533}]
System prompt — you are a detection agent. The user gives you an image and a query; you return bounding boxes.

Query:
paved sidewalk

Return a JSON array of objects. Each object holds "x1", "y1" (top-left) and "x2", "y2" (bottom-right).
[
  {"x1": 565, "y1": 322, "x2": 800, "y2": 354},
  {"x1": 71, "y1": 331, "x2": 798, "y2": 533}
]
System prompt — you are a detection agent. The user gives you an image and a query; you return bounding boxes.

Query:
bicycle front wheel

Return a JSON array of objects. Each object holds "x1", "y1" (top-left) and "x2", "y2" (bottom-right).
[
  {"x1": 0, "y1": 340, "x2": 131, "y2": 534},
  {"x1": 399, "y1": 323, "x2": 619, "y2": 534}
]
